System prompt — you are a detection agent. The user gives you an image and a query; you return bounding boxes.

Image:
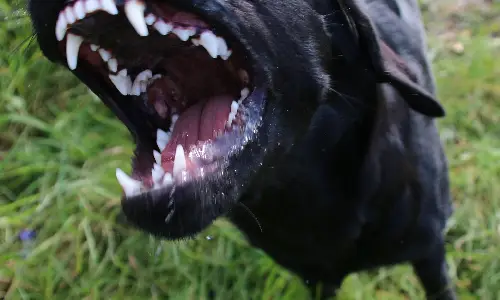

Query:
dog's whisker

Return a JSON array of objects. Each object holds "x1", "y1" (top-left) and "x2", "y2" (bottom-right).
[{"x1": 237, "y1": 202, "x2": 263, "y2": 233}]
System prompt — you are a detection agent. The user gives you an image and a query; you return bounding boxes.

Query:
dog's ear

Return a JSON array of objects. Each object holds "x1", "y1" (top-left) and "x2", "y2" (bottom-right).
[{"x1": 337, "y1": 0, "x2": 445, "y2": 118}]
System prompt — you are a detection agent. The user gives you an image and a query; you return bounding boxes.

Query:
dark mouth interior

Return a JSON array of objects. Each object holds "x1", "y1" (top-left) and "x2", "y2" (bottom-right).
[{"x1": 56, "y1": 0, "x2": 264, "y2": 197}]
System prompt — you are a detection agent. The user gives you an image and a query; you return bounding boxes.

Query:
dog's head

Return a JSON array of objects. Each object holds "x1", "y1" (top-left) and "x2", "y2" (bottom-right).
[{"x1": 28, "y1": 0, "x2": 444, "y2": 239}]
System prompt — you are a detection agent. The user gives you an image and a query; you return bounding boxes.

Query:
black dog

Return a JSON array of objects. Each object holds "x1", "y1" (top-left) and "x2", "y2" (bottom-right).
[{"x1": 28, "y1": 0, "x2": 455, "y2": 298}]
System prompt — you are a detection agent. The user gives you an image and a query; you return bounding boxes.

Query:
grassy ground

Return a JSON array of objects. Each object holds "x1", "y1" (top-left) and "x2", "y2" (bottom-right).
[{"x1": 1, "y1": 0, "x2": 500, "y2": 299}]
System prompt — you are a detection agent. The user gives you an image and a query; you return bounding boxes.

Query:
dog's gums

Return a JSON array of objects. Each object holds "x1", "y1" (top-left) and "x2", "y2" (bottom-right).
[{"x1": 53, "y1": 0, "x2": 265, "y2": 198}]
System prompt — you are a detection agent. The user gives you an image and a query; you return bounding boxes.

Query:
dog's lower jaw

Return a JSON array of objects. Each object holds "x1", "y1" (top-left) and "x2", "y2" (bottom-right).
[{"x1": 120, "y1": 102, "x2": 282, "y2": 239}]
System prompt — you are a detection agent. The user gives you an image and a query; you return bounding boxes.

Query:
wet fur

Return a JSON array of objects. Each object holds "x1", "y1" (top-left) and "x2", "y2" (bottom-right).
[{"x1": 28, "y1": 0, "x2": 456, "y2": 298}]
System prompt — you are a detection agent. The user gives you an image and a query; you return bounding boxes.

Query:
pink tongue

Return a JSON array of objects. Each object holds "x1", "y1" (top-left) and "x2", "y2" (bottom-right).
[{"x1": 160, "y1": 95, "x2": 233, "y2": 170}]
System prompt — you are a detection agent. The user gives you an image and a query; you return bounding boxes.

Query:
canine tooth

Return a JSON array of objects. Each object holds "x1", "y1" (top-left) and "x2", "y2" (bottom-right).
[
  {"x1": 74, "y1": 1, "x2": 86, "y2": 19},
  {"x1": 162, "y1": 173, "x2": 173, "y2": 186},
  {"x1": 199, "y1": 31, "x2": 219, "y2": 58},
  {"x1": 65, "y1": 7, "x2": 76, "y2": 24},
  {"x1": 98, "y1": 48, "x2": 111, "y2": 61},
  {"x1": 90, "y1": 44, "x2": 99, "y2": 51},
  {"x1": 153, "y1": 20, "x2": 173, "y2": 35},
  {"x1": 156, "y1": 129, "x2": 170, "y2": 151},
  {"x1": 55, "y1": 14, "x2": 67, "y2": 41},
  {"x1": 66, "y1": 34, "x2": 84, "y2": 70},
  {"x1": 116, "y1": 168, "x2": 142, "y2": 197},
  {"x1": 172, "y1": 27, "x2": 196, "y2": 42},
  {"x1": 173, "y1": 144, "x2": 187, "y2": 178},
  {"x1": 152, "y1": 163, "x2": 166, "y2": 184},
  {"x1": 153, "y1": 150, "x2": 161, "y2": 164},
  {"x1": 217, "y1": 37, "x2": 228, "y2": 52},
  {"x1": 217, "y1": 37, "x2": 231, "y2": 60},
  {"x1": 109, "y1": 74, "x2": 132, "y2": 95},
  {"x1": 118, "y1": 69, "x2": 127, "y2": 76},
  {"x1": 124, "y1": 0, "x2": 149, "y2": 37},
  {"x1": 145, "y1": 14, "x2": 156, "y2": 25},
  {"x1": 101, "y1": 0, "x2": 118, "y2": 15},
  {"x1": 108, "y1": 58, "x2": 118, "y2": 72},
  {"x1": 85, "y1": 0, "x2": 101, "y2": 14}
]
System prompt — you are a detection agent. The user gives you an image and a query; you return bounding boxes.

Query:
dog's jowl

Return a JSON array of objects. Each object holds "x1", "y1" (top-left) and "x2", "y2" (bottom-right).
[{"x1": 28, "y1": 0, "x2": 456, "y2": 298}]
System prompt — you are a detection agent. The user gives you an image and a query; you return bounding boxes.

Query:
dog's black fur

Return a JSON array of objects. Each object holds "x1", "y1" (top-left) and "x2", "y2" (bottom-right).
[{"x1": 28, "y1": 0, "x2": 456, "y2": 298}]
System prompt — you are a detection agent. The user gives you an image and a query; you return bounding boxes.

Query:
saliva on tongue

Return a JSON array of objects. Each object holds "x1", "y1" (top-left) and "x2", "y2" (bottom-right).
[{"x1": 147, "y1": 78, "x2": 234, "y2": 172}]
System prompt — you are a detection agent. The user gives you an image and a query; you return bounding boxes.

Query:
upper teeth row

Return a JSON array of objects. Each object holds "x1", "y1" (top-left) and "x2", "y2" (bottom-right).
[
  {"x1": 58, "y1": 0, "x2": 232, "y2": 71},
  {"x1": 56, "y1": 0, "x2": 119, "y2": 41}
]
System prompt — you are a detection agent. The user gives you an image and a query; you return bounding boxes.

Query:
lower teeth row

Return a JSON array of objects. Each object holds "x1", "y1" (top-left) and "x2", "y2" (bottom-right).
[{"x1": 115, "y1": 87, "x2": 250, "y2": 197}]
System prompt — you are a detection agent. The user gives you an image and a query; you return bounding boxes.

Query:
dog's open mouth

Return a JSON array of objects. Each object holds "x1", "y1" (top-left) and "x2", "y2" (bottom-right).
[{"x1": 54, "y1": 0, "x2": 265, "y2": 199}]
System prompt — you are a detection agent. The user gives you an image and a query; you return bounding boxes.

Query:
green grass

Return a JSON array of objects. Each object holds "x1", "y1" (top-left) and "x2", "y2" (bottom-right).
[{"x1": 1, "y1": 0, "x2": 500, "y2": 299}]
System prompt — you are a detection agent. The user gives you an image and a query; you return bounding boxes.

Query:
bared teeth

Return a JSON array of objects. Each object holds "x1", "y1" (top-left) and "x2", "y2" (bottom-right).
[
  {"x1": 191, "y1": 38, "x2": 200, "y2": 46},
  {"x1": 55, "y1": 14, "x2": 67, "y2": 41},
  {"x1": 173, "y1": 144, "x2": 187, "y2": 178},
  {"x1": 64, "y1": 7, "x2": 76, "y2": 24},
  {"x1": 66, "y1": 33, "x2": 83, "y2": 70},
  {"x1": 226, "y1": 100, "x2": 239, "y2": 127},
  {"x1": 153, "y1": 150, "x2": 161, "y2": 164},
  {"x1": 220, "y1": 49, "x2": 232, "y2": 60},
  {"x1": 192, "y1": 31, "x2": 232, "y2": 59},
  {"x1": 145, "y1": 14, "x2": 156, "y2": 25},
  {"x1": 101, "y1": 0, "x2": 118, "y2": 15},
  {"x1": 169, "y1": 114, "x2": 179, "y2": 132},
  {"x1": 217, "y1": 37, "x2": 232, "y2": 60},
  {"x1": 131, "y1": 69, "x2": 152, "y2": 96},
  {"x1": 109, "y1": 73, "x2": 132, "y2": 95},
  {"x1": 152, "y1": 163, "x2": 166, "y2": 186},
  {"x1": 151, "y1": 74, "x2": 163, "y2": 81},
  {"x1": 56, "y1": 1, "x2": 247, "y2": 196},
  {"x1": 172, "y1": 27, "x2": 196, "y2": 42},
  {"x1": 116, "y1": 168, "x2": 143, "y2": 197},
  {"x1": 153, "y1": 20, "x2": 173, "y2": 36},
  {"x1": 98, "y1": 48, "x2": 112, "y2": 62},
  {"x1": 199, "y1": 31, "x2": 219, "y2": 58},
  {"x1": 107, "y1": 58, "x2": 118, "y2": 72},
  {"x1": 124, "y1": 0, "x2": 149, "y2": 37},
  {"x1": 156, "y1": 129, "x2": 170, "y2": 151},
  {"x1": 74, "y1": 1, "x2": 86, "y2": 20},
  {"x1": 162, "y1": 173, "x2": 173, "y2": 186},
  {"x1": 85, "y1": 0, "x2": 101, "y2": 13}
]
